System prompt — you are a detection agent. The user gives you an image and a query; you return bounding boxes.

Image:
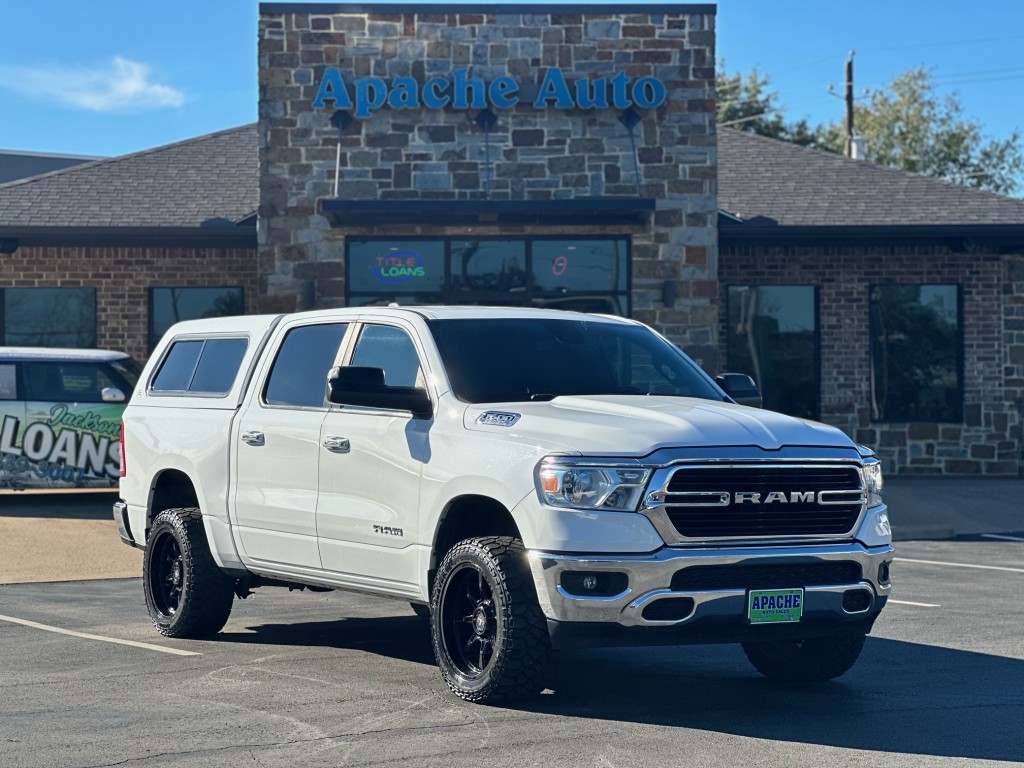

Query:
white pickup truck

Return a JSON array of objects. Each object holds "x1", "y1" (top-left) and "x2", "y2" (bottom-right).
[{"x1": 116, "y1": 306, "x2": 893, "y2": 702}]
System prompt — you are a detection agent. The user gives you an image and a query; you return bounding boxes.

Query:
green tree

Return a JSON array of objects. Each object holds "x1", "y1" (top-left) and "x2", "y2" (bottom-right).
[
  {"x1": 811, "y1": 69, "x2": 1022, "y2": 196},
  {"x1": 716, "y1": 66, "x2": 819, "y2": 146}
]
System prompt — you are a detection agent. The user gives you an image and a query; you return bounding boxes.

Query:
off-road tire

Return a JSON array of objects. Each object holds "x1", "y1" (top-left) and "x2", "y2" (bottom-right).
[
  {"x1": 143, "y1": 507, "x2": 235, "y2": 638},
  {"x1": 431, "y1": 536, "x2": 551, "y2": 703},
  {"x1": 742, "y1": 632, "x2": 867, "y2": 682}
]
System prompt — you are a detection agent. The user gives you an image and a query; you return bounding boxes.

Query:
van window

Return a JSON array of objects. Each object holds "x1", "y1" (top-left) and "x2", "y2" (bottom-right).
[
  {"x1": 0, "y1": 365, "x2": 16, "y2": 399},
  {"x1": 151, "y1": 338, "x2": 249, "y2": 395},
  {"x1": 24, "y1": 362, "x2": 121, "y2": 403}
]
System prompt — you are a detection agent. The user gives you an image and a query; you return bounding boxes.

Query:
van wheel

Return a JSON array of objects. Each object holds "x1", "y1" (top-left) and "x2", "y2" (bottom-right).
[
  {"x1": 143, "y1": 508, "x2": 234, "y2": 638},
  {"x1": 431, "y1": 536, "x2": 551, "y2": 703},
  {"x1": 742, "y1": 632, "x2": 867, "y2": 682}
]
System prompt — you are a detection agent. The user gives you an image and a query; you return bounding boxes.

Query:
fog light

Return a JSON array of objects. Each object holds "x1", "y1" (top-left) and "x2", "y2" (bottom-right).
[{"x1": 560, "y1": 571, "x2": 629, "y2": 597}]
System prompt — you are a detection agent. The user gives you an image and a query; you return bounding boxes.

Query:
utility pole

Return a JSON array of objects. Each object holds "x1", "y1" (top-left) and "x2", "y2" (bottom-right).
[{"x1": 844, "y1": 50, "x2": 855, "y2": 158}]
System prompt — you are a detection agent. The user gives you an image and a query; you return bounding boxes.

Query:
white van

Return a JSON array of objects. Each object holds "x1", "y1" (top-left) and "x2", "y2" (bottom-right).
[{"x1": 0, "y1": 348, "x2": 141, "y2": 490}]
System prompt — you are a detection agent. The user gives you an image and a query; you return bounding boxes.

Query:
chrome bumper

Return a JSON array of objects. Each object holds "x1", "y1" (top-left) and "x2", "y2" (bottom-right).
[
  {"x1": 528, "y1": 542, "x2": 893, "y2": 629},
  {"x1": 113, "y1": 500, "x2": 140, "y2": 549}
]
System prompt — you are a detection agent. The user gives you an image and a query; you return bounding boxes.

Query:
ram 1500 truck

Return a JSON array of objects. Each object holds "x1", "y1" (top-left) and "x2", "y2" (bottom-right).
[{"x1": 116, "y1": 307, "x2": 893, "y2": 702}]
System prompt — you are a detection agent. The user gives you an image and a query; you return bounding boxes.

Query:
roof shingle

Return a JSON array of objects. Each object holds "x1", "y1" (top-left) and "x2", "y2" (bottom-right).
[
  {"x1": 717, "y1": 127, "x2": 1024, "y2": 228},
  {"x1": 0, "y1": 125, "x2": 258, "y2": 229}
]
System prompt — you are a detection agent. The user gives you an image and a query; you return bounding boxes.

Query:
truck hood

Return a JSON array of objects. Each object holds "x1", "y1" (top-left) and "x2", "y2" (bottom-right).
[{"x1": 462, "y1": 395, "x2": 854, "y2": 456}]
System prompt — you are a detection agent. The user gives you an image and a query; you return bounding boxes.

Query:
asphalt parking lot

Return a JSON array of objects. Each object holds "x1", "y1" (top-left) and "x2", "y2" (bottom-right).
[{"x1": 1, "y1": 536, "x2": 1022, "y2": 768}]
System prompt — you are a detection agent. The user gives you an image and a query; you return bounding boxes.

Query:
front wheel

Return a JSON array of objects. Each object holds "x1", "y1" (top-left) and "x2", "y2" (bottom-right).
[
  {"x1": 143, "y1": 508, "x2": 235, "y2": 638},
  {"x1": 742, "y1": 632, "x2": 867, "y2": 682},
  {"x1": 431, "y1": 536, "x2": 551, "y2": 703}
]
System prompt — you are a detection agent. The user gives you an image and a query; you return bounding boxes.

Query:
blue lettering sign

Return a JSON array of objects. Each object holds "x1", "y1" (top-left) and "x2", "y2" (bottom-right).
[
  {"x1": 452, "y1": 69, "x2": 487, "y2": 109},
  {"x1": 534, "y1": 68, "x2": 574, "y2": 109},
  {"x1": 354, "y1": 77, "x2": 387, "y2": 119},
  {"x1": 388, "y1": 76, "x2": 421, "y2": 109},
  {"x1": 423, "y1": 77, "x2": 451, "y2": 109},
  {"x1": 489, "y1": 76, "x2": 519, "y2": 108},
  {"x1": 311, "y1": 67, "x2": 667, "y2": 118},
  {"x1": 632, "y1": 77, "x2": 666, "y2": 109},
  {"x1": 312, "y1": 68, "x2": 353, "y2": 109}
]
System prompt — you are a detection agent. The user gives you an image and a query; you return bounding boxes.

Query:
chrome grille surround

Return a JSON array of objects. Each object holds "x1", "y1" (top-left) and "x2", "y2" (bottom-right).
[{"x1": 640, "y1": 460, "x2": 868, "y2": 546}]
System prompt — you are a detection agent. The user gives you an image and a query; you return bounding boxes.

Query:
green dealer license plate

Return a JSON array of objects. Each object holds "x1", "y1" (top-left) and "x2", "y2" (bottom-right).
[{"x1": 748, "y1": 589, "x2": 804, "y2": 624}]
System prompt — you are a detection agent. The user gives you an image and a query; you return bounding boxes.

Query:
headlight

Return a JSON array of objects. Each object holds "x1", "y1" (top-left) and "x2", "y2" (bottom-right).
[
  {"x1": 863, "y1": 460, "x2": 883, "y2": 507},
  {"x1": 537, "y1": 463, "x2": 651, "y2": 511}
]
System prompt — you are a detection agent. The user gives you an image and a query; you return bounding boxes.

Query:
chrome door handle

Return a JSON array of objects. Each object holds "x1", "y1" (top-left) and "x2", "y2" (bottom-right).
[
  {"x1": 241, "y1": 431, "x2": 265, "y2": 447},
  {"x1": 322, "y1": 437, "x2": 350, "y2": 454}
]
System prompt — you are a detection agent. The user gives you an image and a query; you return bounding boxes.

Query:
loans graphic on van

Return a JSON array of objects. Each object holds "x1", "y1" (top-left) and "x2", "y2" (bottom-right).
[{"x1": 0, "y1": 348, "x2": 140, "y2": 490}]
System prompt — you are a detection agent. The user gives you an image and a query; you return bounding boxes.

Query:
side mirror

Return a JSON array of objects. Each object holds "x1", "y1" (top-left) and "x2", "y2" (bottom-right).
[
  {"x1": 326, "y1": 366, "x2": 432, "y2": 419},
  {"x1": 101, "y1": 387, "x2": 126, "y2": 403},
  {"x1": 715, "y1": 373, "x2": 762, "y2": 409}
]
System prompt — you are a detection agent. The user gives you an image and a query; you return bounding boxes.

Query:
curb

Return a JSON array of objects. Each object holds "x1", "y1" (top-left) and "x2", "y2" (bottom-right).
[{"x1": 892, "y1": 527, "x2": 956, "y2": 542}]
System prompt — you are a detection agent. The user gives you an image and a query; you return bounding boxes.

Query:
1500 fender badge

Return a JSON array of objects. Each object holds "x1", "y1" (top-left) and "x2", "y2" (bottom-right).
[
  {"x1": 478, "y1": 411, "x2": 521, "y2": 427},
  {"x1": 373, "y1": 525, "x2": 404, "y2": 537}
]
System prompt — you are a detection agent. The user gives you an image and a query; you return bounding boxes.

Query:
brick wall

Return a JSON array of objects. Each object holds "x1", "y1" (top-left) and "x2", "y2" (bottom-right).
[
  {"x1": 720, "y1": 244, "x2": 1024, "y2": 476},
  {"x1": 258, "y1": 5, "x2": 719, "y2": 355},
  {"x1": 1, "y1": 245, "x2": 259, "y2": 364}
]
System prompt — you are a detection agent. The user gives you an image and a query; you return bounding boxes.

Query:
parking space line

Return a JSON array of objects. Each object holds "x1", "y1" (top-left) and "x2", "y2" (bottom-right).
[
  {"x1": 895, "y1": 557, "x2": 1024, "y2": 574},
  {"x1": 980, "y1": 533, "x2": 1024, "y2": 542},
  {"x1": 888, "y1": 599, "x2": 941, "y2": 607},
  {"x1": 0, "y1": 614, "x2": 201, "y2": 656}
]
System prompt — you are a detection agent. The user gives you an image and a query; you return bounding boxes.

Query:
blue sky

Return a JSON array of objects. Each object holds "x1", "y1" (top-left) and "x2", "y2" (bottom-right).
[{"x1": 1, "y1": 1, "x2": 1021, "y2": 170}]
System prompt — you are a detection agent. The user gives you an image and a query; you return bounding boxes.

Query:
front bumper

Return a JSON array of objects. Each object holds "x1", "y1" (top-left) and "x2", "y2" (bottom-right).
[{"x1": 528, "y1": 541, "x2": 893, "y2": 649}]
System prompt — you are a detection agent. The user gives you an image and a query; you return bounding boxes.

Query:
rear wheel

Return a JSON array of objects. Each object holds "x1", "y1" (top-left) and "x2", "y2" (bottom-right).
[
  {"x1": 431, "y1": 536, "x2": 551, "y2": 703},
  {"x1": 742, "y1": 632, "x2": 867, "y2": 682},
  {"x1": 143, "y1": 508, "x2": 234, "y2": 638}
]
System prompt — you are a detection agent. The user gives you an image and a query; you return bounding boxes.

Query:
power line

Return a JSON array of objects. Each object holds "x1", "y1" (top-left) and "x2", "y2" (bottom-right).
[{"x1": 860, "y1": 33, "x2": 1024, "y2": 52}]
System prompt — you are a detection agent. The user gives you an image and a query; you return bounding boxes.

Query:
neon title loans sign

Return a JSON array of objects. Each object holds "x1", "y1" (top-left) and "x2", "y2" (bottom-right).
[{"x1": 312, "y1": 67, "x2": 667, "y2": 119}]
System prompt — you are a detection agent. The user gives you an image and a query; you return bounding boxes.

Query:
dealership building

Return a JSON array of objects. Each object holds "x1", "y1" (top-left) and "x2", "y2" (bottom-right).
[{"x1": 0, "y1": 1, "x2": 1023, "y2": 476}]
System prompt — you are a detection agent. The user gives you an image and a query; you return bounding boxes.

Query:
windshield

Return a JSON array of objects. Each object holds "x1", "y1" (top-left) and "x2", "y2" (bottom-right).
[
  {"x1": 110, "y1": 358, "x2": 142, "y2": 388},
  {"x1": 428, "y1": 318, "x2": 727, "y2": 404}
]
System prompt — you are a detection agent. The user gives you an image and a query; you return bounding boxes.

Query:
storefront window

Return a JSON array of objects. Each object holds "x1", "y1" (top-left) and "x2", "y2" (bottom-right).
[
  {"x1": 870, "y1": 284, "x2": 962, "y2": 422},
  {"x1": 347, "y1": 241, "x2": 445, "y2": 294},
  {"x1": 450, "y1": 240, "x2": 526, "y2": 293},
  {"x1": 1, "y1": 288, "x2": 97, "y2": 347},
  {"x1": 346, "y1": 238, "x2": 630, "y2": 314},
  {"x1": 727, "y1": 285, "x2": 819, "y2": 419},
  {"x1": 149, "y1": 287, "x2": 244, "y2": 351}
]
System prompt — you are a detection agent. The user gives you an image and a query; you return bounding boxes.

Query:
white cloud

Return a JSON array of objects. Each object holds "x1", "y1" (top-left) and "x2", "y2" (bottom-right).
[{"x1": 0, "y1": 56, "x2": 185, "y2": 113}]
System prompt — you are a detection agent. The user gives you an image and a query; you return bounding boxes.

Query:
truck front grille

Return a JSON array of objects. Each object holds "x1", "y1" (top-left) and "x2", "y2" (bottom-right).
[
  {"x1": 670, "y1": 561, "x2": 863, "y2": 591},
  {"x1": 662, "y1": 465, "x2": 863, "y2": 539}
]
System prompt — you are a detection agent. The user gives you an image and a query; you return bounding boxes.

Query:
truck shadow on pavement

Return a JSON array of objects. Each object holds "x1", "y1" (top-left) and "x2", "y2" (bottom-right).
[
  {"x1": 220, "y1": 617, "x2": 1022, "y2": 763},
  {"x1": 534, "y1": 637, "x2": 1024, "y2": 763}
]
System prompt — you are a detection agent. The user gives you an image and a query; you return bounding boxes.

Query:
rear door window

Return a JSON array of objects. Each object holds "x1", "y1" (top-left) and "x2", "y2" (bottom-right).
[{"x1": 264, "y1": 323, "x2": 349, "y2": 407}]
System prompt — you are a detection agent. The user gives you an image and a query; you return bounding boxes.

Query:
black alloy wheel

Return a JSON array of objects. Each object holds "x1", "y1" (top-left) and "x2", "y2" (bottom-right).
[
  {"x1": 150, "y1": 530, "x2": 184, "y2": 618},
  {"x1": 441, "y1": 564, "x2": 499, "y2": 676},
  {"x1": 142, "y1": 508, "x2": 235, "y2": 638},
  {"x1": 430, "y1": 536, "x2": 551, "y2": 703}
]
